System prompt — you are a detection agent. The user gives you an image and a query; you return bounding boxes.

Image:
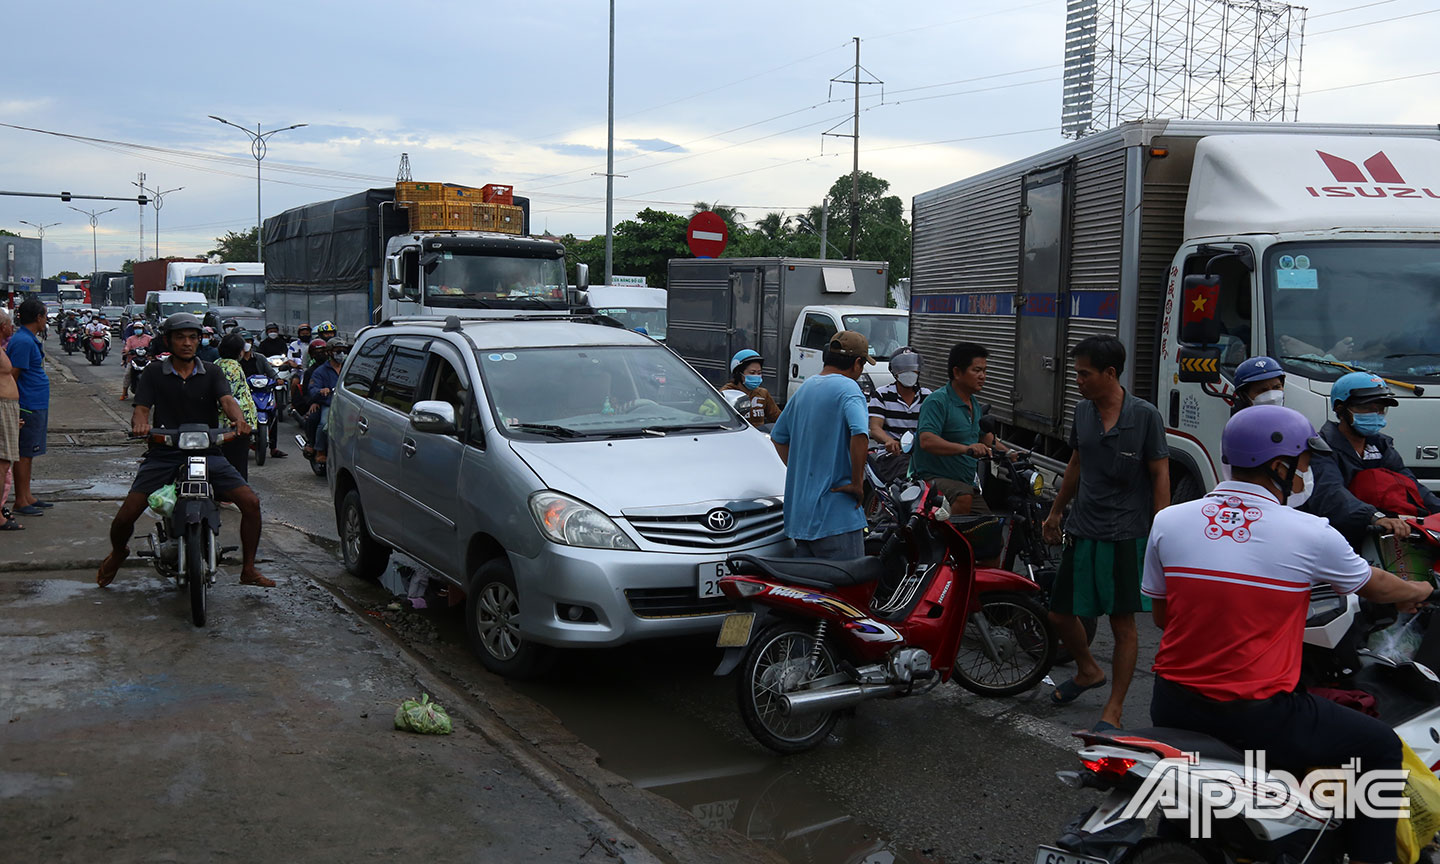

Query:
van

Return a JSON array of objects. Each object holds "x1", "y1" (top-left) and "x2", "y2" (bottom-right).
[
  {"x1": 326, "y1": 314, "x2": 791, "y2": 678},
  {"x1": 144, "y1": 290, "x2": 209, "y2": 325}
]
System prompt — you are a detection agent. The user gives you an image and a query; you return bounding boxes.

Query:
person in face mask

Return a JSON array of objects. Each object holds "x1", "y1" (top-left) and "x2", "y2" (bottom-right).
[
  {"x1": 1229, "y1": 356, "x2": 1285, "y2": 415},
  {"x1": 196, "y1": 326, "x2": 220, "y2": 363},
  {"x1": 720, "y1": 349, "x2": 780, "y2": 428},
  {"x1": 1304, "y1": 371, "x2": 1440, "y2": 546},
  {"x1": 866, "y1": 346, "x2": 932, "y2": 486}
]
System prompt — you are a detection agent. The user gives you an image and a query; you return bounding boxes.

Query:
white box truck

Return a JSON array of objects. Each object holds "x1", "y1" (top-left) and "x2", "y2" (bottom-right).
[{"x1": 909, "y1": 119, "x2": 1440, "y2": 499}]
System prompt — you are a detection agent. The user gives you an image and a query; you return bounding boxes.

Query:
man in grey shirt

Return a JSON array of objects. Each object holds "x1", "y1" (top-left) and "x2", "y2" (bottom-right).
[{"x1": 1042, "y1": 335, "x2": 1170, "y2": 732}]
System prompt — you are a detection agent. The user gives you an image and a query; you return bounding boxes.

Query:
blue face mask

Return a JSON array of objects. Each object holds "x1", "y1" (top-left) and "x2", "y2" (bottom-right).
[
  {"x1": 743, "y1": 374, "x2": 763, "y2": 390},
  {"x1": 202, "y1": 338, "x2": 211, "y2": 346},
  {"x1": 1350, "y1": 411, "x2": 1387, "y2": 436}
]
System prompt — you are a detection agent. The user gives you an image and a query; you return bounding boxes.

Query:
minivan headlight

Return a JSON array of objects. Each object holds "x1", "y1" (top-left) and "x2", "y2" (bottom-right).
[{"x1": 529, "y1": 491, "x2": 638, "y2": 551}]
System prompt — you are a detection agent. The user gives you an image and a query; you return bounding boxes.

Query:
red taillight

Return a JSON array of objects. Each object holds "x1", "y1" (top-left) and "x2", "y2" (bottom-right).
[{"x1": 1081, "y1": 756, "x2": 1137, "y2": 779}]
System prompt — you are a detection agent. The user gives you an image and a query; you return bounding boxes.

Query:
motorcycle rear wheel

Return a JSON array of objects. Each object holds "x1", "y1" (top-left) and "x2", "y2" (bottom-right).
[
  {"x1": 738, "y1": 621, "x2": 840, "y2": 754},
  {"x1": 952, "y1": 592, "x2": 1055, "y2": 697},
  {"x1": 186, "y1": 523, "x2": 207, "y2": 627}
]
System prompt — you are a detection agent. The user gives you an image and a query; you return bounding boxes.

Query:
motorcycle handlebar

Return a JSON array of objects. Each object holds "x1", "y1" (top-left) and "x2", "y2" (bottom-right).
[{"x1": 132, "y1": 427, "x2": 240, "y2": 446}]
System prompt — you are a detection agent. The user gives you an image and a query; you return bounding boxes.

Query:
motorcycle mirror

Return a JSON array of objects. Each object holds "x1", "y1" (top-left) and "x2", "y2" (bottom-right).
[
  {"x1": 898, "y1": 484, "x2": 923, "y2": 506},
  {"x1": 900, "y1": 431, "x2": 914, "y2": 453}
]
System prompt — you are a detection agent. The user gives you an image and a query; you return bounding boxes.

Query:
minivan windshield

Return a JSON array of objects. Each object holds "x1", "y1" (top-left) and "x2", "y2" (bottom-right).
[
  {"x1": 841, "y1": 313, "x2": 909, "y2": 361},
  {"x1": 480, "y1": 345, "x2": 746, "y2": 439},
  {"x1": 1268, "y1": 241, "x2": 1440, "y2": 381},
  {"x1": 425, "y1": 253, "x2": 567, "y2": 307}
]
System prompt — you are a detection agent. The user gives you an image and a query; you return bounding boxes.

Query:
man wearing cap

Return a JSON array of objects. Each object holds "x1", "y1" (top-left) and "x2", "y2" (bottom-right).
[
  {"x1": 1306, "y1": 371, "x2": 1440, "y2": 545},
  {"x1": 866, "y1": 346, "x2": 931, "y2": 487},
  {"x1": 770, "y1": 331, "x2": 873, "y2": 560}
]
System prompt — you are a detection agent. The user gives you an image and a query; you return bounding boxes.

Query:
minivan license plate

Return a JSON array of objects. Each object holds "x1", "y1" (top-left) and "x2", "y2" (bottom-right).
[
  {"x1": 698, "y1": 561, "x2": 728, "y2": 599},
  {"x1": 1034, "y1": 846, "x2": 1105, "y2": 864}
]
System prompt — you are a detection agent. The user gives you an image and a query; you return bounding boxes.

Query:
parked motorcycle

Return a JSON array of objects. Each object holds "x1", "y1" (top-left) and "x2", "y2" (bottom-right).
[
  {"x1": 247, "y1": 374, "x2": 278, "y2": 466},
  {"x1": 84, "y1": 330, "x2": 111, "y2": 365},
  {"x1": 132, "y1": 426, "x2": 240, "y2": 627},
  {"x1": 1041, "y1": 583, "x2": 1440, "y2": 864},
  {"x1": 716, "y1": 479, "x2": 1056, "y2": 754}
]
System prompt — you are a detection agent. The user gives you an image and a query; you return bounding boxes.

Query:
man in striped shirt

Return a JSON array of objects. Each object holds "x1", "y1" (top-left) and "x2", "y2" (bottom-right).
[{"x1": 866, "y1": 347, "x2": 929, "y2": 486}]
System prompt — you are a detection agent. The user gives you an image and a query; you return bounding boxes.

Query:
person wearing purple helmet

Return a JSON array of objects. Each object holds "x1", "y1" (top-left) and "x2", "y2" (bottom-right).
[{"x1": 1142, "y1": 405, "x2": 1430, "y2": 864}]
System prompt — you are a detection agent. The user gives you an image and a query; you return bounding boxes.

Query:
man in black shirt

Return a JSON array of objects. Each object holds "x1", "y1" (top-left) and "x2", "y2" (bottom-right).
[
  {"x1": 255, "y1": 322, "x2": 288, "y2": 359},
  {"x1": 96, "y1": 312, "x2": 273, "y2": 589}
]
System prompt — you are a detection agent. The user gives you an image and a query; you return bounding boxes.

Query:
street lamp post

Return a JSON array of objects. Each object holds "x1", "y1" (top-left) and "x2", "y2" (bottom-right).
[
  {"x1": 18, "y1": 220, "x2": 60, "y2": 239},
  {"x1": 132, "y1": 180, "x2": 183, "y2": 258},
  {"x1": 69, "y1": 206, "x2": 118, "y2": 279},
  {"x1": 208, "y1": 115, "x2": 307, "y2": 263}
]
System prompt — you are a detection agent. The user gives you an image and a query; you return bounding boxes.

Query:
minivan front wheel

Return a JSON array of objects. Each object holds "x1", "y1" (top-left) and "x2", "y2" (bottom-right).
[
  {"x1": 466, "y1": 559, "x2": 554, "y2": 679},
  {"x1": 339, "y1": 489, "x2": 390, "y2": 581}
]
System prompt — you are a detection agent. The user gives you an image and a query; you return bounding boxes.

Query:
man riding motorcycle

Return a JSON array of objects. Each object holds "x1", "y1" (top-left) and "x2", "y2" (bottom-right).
[
  {"x1": 286, "y1": 323, "x2": 312, "y2": 370},
  {"x1": 256, "y1": 323, "x2": 288, "y2": 359},
  {"x1": 304, "y1": 339, "x2": 346, "y2": 467},
  {"x1": 96, "y1": 312, "x2": 273, "y2": 589},
  {"x1": 1142, "y1": 405, "x2": 1430, "y2": 864}
]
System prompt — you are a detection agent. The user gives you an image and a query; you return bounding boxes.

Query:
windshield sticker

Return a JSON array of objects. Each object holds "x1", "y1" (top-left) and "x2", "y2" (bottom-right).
[
  {"x1": 1294, "y1": 255, "x2": 1310, "y2": 269},
  {"x1": 502, "y1": 352, "x2": 517, "y2": 361},
  {"x1": 443, "y1": 252, "x2": 454, "y2": 260},
  {"x1": 1275, "y1": 268, "x2": 1318, "y2": 290},
  {"x1": 1278, "y1": 254, "x2": 1295, "y2": 269},
  {"x1": 487, "y1": 353, "x2": 504, "y2": 362}
]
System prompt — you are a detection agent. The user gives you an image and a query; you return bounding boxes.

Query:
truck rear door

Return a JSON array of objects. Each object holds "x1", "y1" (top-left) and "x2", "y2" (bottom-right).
[{"x1": 1013, "y1": 165, "x2": 1072, "y2": 428}]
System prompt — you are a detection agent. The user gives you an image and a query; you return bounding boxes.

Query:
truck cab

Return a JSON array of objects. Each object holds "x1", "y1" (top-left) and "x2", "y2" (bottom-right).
[
  {"x1": 788, "y1": 304, "x2": 909, "y2": 398},
  {"x1": 382, "y1": 233, "x2": 580, "y2": 320},
  {"x1": 1159, "y1": 135, "x2": 1440, "y2": 494}
]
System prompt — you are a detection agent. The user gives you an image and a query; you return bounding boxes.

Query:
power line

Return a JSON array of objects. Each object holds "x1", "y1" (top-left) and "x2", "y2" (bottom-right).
[
  {"x1": 1310, "y1": 7, "x2": 1440, "y2": 35},
  {"x1": 1306, "y1": 68, "x2": 1440, "y2": 93},
  {"x1": 1308, "y1": 0, "x2": 1402, "y2": 19}
]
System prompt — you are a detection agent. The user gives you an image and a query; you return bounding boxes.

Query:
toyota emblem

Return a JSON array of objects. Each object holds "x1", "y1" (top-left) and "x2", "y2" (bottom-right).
[{"x1": 705, "y1": 509, "x2": 736, "y2": 532}]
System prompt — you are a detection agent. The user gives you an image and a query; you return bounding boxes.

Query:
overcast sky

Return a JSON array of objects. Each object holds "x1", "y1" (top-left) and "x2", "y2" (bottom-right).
[{"x1": 4, "y1": 0, "x2": 1438, "y2": 277}]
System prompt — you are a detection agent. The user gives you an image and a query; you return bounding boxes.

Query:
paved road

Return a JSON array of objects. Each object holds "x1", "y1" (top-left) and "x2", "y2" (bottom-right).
[{"x1": 49, "y1": 346, "x2": 1172, "y2": 863}]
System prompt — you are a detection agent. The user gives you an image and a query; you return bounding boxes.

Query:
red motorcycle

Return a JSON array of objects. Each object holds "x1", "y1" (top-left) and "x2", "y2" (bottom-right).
[{"x1": 716, "y1": 481, "x2": 1056, "y2": 753}]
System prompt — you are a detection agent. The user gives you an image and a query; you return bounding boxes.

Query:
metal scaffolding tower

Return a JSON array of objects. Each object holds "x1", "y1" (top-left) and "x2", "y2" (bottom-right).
[{"x1": 1063, "y1": 0, "x2": 1306, "y2": 138}]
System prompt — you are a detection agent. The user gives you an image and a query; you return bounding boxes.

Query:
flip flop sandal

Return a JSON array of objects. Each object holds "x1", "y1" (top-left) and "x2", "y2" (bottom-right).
[
  {"x1": 1051, "y1": 676, "x2": 1108, "y2": 705},
  {"x1": 0, "y1": 518, "x2": 23, "y2": 531},
  {"x1": 1091, "y1": 720, "x2": 1122, "y2": 733}
]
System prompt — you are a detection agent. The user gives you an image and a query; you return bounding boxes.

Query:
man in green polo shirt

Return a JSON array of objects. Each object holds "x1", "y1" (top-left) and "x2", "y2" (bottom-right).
[{"x1": 911, "y1": 341, "x2": 1004, "y2": 514}]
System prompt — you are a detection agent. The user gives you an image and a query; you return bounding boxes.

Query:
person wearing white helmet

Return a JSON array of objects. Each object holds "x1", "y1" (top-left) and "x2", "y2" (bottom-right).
[
  {"x1": 866, "y1": 346, "x2": 931, "y2": 486},
  {"x1": 719, "y1": 349, "x2": 779, "y2": 428}
]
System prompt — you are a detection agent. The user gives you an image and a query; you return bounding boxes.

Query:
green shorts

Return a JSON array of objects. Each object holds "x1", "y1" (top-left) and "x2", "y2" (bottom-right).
[{"x1": 1050, "y1": 536, "x2": 1150, "y2": 617}]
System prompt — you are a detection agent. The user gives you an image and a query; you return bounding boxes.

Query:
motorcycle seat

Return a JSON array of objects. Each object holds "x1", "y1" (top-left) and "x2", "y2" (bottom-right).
[
  {"x1": 1080, "y1": 726, "x2": 1244, "y2": 764},
  {"x1": 726, "y1": 554, "x2": 884, "y2": 589}
]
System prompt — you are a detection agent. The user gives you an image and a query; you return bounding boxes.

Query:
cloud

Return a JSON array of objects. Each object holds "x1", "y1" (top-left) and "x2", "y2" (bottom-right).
[
  {"x1": 544, "y1": 142, "x2": 610, "y2": 157},
  {"x1": 627, "y1": 138, "x2": 684, "y2": 153}
]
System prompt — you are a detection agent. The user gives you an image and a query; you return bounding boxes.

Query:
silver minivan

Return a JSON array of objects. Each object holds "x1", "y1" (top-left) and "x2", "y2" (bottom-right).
[{"x1": 327, "y1": 315, "x2": 791, "y2": 676}]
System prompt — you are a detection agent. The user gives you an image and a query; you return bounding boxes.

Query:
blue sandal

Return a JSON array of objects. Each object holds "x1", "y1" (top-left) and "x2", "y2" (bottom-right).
[{"x1": 1051, "y1": 676, "x2": 1107, "y2": 705}]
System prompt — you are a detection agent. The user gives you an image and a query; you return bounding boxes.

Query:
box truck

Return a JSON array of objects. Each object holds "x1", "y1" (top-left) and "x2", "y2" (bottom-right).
[{"x1": 908, "y1": 119, "x2": 1440, "y2": 498}]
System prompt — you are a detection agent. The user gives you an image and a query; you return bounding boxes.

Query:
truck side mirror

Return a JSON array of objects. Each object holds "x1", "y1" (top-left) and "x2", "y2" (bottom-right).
[
  {"x1": 386, "y1": 256, "x2": 403, "y2": 286},
  {"x1": 575, "y1": 262, "x2": 590, "y2": 291},
  {"x1": 1179, "y1": 274, "x2": 1222, "y2": 346}
]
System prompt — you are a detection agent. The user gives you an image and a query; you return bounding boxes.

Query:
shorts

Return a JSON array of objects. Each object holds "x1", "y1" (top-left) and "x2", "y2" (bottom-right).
[
  {"x1": 922, "y1": 476, "x2": 992, "y2": 516},
  {"x1": 793, "y1": 529, "x2": 865, "y2": 561},
  {"x1": 0, "y1": 399, "x2": 18, "y2": 462},
  {"x1": 1050, "y1": 536, "x2": 1149, "y2": 617},
  {"x1": 17, "y1": 408, "x2": 47, "y2": 458},
  {"x1": 129, "y1": 449, "x2": 249, "y2": 499}
]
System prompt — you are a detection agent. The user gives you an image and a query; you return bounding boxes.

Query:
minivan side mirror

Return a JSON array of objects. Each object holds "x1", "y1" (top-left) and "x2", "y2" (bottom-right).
[{"x1": 409, "y1": 400, "x2": 457, "y2": 435}]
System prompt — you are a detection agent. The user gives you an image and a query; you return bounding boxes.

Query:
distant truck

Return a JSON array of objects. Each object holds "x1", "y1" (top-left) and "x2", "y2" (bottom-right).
[
  {"x1": 263, "y1": 182, "x2": 582, "y2": 335},
  {"x1": 908, "y1": 119, "x2": 1440, "y2": 498},
  {"x1": 132, "y1": 257, "x2": 206, "y2": 302},
  {"x1": 2, "y1": 235, "x2": 42, "y2": 306},
  {"x1": 89, "y1": 270, "x2": 130, "y2": 306},
  {"x1": 666, "y1": 257, "x2": 904, "y2": 399},
  {"x1": 586, "y1": 284, "x2": 667, "y2": 340}
]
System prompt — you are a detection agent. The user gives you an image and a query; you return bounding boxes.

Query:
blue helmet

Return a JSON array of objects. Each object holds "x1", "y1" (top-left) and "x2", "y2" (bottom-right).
[
  {"x1": 730, "y1": 349, "x2": 762, "y2": 375},
  {"x1": 1234, "y1": 356, "x2": 1284, "y2": 389},
  {"x1": 1331, "y1": 371, "x2": 1397, "y2": 412}
]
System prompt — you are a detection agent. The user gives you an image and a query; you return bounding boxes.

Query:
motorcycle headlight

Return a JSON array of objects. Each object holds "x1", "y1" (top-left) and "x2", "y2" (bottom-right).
[
  {"x1": 267, "y1": 355, "x2": 284, "y2": 368},
  {"x1": 857, "y1": 373, "x2": 876, "y2": 397},
  {"x1": 1026, "y1": 470, "x2": 1045, "y2": 497},
  {"x1": 177, "y1": 431, "x2": 211, "y2": 451},
  {"x1": 528, "y1": 491, "x2": 638, "y2": 550}
]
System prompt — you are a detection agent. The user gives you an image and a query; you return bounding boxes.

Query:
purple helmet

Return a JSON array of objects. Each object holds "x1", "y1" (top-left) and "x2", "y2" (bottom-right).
[{"x1": 1222, "y1": 405, "x2": 1331, "y2": 468}]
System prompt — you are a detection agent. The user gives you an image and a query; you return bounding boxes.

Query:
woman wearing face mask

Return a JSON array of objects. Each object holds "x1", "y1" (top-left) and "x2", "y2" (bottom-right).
[
  {"x1": 197, "y1": 326, "x2": 220, "y2": 363},
  {"x1": 720, "y1": 349, "x2": 781, "y2": 428},
  {"x1": 1304, "y1": 371, "x2": 1440, "y2": 546},
  {"x1": 1229, "y1": 356, "x2": 1285, "y2": 415}
]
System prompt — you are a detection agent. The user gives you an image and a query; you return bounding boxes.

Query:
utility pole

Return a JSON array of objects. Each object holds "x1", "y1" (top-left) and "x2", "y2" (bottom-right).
[
  {"x1": 136, "y1": 172, "x2": 146, "y2": 261},
  {"x1": 18, "y1": 220, "x2": 60, "y2": 240},
  {"x1": 821, "y1": 38, "x2": 881, "y2": 260},
  {"x1": 818, "y1": 198, "x2": 829, "y2": 261},
  {"x1": 69, "y1": 206, "x2": 118, "y2": 279},
  {"x1": 134, "y1": 179, "x2": 184, "y2": 258},
  {"x1": 604, "y1": 0, "x2": 616, "y2": 286},
  {"x1": 208, "y1": 115, "x2": 308, "y2": 263}
]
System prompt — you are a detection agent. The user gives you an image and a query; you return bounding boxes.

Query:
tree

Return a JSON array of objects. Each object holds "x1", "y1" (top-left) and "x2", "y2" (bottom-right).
[
  {"x1": 0, "y1": 229, "x2": 17, "y2": 238},
  {"x1": 564, "y1": 209, "x2": 690, "y2": 289},
  {"x1": 207, "y1": 227, "x2": 259, "y2": 262},
  {"x1": 818, "y1": 171, "x2": 911, "y2": 285},
  {"x1": 121, "y1": 259, "x2": 136, "y2": 275},
  {"x1": 51, "y1": 270, "x2": 81, "y2": 281}
]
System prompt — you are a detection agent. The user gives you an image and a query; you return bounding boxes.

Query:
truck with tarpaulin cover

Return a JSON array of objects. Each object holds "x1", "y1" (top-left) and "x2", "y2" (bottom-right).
[
  {"x1": 907, "y1": 119, "x2": 1440, "y2": 499},
  {"x1": 262, "y1": 182, "x2": 583, "y2": 336}
]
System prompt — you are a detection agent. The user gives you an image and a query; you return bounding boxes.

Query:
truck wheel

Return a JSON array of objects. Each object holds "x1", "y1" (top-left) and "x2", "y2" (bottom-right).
[{"x1": 466, "y1": 559, "x2": 554, "y2": 679}]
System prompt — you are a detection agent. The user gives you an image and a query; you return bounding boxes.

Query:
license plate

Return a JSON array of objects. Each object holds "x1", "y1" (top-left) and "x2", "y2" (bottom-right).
[
  {"x1": 1034, "y1": 846, "x2": 1105, "y2": 864},
  {"x1": 698, "y1": 561, "x2": 728, "y2": 599},
  {"x1": 716, "y1": 613, "x2": 755, "y2": 648}
]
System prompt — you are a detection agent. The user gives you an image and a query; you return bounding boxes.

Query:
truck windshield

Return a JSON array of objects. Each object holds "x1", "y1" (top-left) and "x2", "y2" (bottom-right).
[
  {"x1": 219, "y1": 276, "x2": 265, "y2": 309},
  {"x1": 596, "y1": 307, "x2": 667, "y2": 340},
  {"x1": 480, "y1": 345, "x2": 745, "y2": 439},
  {"x1": 1267, "y1": 241, "x2": 1440, "y2": 382},
  {"x1": 58, "y1": 288, "x2": 84, "y2": 302},
  {"x1": 424, "y1": 253, "x2": 567, "y2": 307},
  {"x1": 841, "y1": 314, "x2": 909, "y2": 361}
]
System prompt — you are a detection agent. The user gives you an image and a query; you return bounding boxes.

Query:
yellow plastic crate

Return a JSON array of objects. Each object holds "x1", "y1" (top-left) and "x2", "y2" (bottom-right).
[
  {"x1": 405, "y1": 202, "x2": 448, "y2": 230},
  {"x1": 444, "y1": 184, "x2": 484, "y2": 202},
  {"x1": 395, "y1": 181, "x2": 444, "y2": 206},
  {"x1": 493, "y1": 204, "x2": 524, "y2": 235}
]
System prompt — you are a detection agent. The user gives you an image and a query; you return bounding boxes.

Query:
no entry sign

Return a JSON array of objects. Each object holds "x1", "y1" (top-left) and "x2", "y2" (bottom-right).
[{"x1": 687, "y1": 211, "x2": 729, "y2": 258}]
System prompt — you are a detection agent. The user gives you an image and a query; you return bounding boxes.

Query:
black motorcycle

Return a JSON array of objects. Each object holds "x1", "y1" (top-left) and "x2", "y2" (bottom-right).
[
  {"x1": 293, "y1": 417, "x2": 326, "y2": 477},
  {"x1": 127, "y1": 346, "x2": 154, "y2": 395}
]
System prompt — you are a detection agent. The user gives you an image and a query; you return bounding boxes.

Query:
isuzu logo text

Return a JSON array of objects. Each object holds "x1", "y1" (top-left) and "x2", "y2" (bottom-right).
[{"x1": 1306, "y1": 150, "x2": 1440, "y2": 199}]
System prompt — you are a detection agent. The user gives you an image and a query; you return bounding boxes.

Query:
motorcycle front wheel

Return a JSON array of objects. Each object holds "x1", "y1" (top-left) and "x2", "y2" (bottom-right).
[
  {"x1": 255, "y1": 422, "x2": 268, "y2": 466},
  {"x1": 952, "y1": 592, "x2": 1055, "y2": 697},
  {"x1": 738, "y1": 621, "x2": 840, "y2": 754},
  {"x1": 186, "y1": 522, "x2": 208, "y2": 627}
]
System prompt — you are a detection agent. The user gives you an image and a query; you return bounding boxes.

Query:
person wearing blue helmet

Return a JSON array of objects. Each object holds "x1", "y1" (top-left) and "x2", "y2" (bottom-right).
[
  {"x1": 1229, "y1": 356, "x2": 1285, "y2": 415},
  {"x1": 1143, "y1": 405, "x2": 1429, "y2": 864},
  {"x1": 1305, "y1": 371, "x2": 1439, "y2": 545},
  {"x1": 720, "y1": 348, "x2": 779, "y2": 428}
]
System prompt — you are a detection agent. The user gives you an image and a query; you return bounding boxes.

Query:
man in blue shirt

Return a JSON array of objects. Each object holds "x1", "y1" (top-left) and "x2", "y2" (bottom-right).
[
  {"x1": 305, "y1": 339, "x2": 347, "y2": 466},
  {"x1": 6, "y1": 299, "x2": 53, "y2": 517},
  {"x1": 770, "y1": 330, "x2": 872, "y2": 559}
]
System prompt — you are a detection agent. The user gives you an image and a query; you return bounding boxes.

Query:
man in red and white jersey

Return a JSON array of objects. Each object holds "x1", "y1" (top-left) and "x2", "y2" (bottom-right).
[{"x1": 1142, "y1": 405, "x2": 1430, "y2": 864}]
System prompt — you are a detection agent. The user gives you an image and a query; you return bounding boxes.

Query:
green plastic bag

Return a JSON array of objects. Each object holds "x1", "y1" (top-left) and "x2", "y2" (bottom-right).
[
  {"x1": 394, "y1": 693, "x2": 452, "y2": 735},
  {"x1": 147, "y1": 483, "x2": 177, "y2": 518}
]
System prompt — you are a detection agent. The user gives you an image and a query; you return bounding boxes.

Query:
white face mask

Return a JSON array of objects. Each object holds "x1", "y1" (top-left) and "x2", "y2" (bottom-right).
[
  {"x1": 1287, "y1": 467, "x2": 1314, "y2": 509},
  {"x1": 896, "y1": 371, "x2": 920, "y2": 388},
  {"x1": 1252, "y1": 389, "x2": 1285, "y2": 408}
]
